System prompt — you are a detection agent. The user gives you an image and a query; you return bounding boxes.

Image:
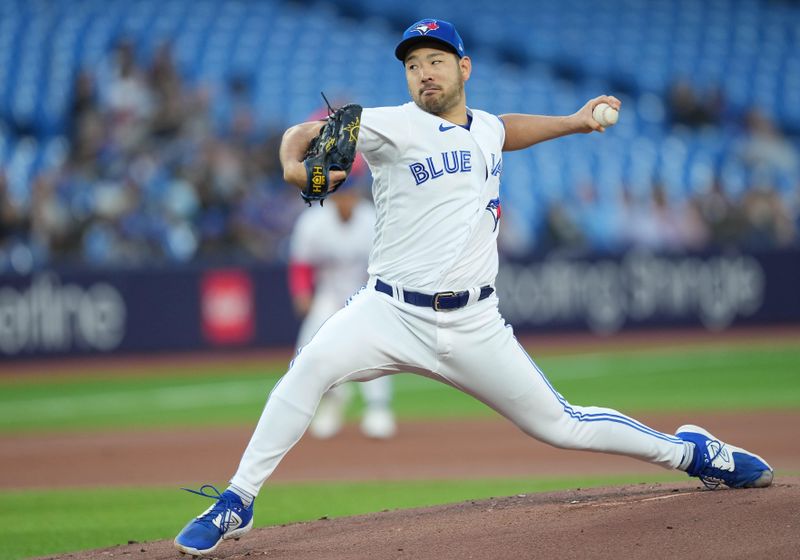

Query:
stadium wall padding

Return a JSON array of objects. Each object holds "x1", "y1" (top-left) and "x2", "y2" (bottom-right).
[{"x1": 0, "y1": 249, "x2": 798, "y2": 359}]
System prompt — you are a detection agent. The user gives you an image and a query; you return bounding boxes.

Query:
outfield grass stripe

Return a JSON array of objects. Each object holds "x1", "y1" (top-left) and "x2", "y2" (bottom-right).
[
  {"x1": 0, "y1": 380, "x2": 273, "y2": 420},
  {"x1": 1, "y1": 342, "x2": 797, "y2": 432},
  {"x1": 0, "y1": 377, "x2": 452, "y2": 423},
  {"x1": 0, "y1": 364, "x2": 635, "y2": 423}
]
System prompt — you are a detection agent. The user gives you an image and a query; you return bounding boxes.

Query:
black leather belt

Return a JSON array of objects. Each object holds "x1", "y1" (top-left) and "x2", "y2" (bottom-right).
[{"x1": 375, "y1": 279, "x2": 494, "y2": 311}]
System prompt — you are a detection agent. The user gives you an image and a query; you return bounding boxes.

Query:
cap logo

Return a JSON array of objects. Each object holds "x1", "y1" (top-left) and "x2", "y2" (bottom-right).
[{"x1": 412, "y1": 20, "x2": 440, "y2": 35}]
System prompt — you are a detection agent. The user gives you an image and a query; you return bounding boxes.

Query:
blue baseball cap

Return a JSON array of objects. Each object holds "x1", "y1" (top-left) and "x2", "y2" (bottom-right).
[{"x1": 395, "y1": 19, "x2": 465, "y2": 61}]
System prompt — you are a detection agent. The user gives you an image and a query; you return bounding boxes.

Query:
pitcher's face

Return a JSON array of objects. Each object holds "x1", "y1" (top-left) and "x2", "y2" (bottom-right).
[{"x1": 404, "y1": 46, "x2": 470, "y2": 116}]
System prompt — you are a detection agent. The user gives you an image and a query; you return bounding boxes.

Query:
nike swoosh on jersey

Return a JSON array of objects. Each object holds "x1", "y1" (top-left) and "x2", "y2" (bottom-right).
[{"x1": 439, "y1": 124, "x2": 456, "y2": 131}]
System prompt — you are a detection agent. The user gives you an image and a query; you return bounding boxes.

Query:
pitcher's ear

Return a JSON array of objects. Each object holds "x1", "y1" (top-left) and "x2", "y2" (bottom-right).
[{"x1": 460, "y1": 56, "x2": 472, "y2": 80}]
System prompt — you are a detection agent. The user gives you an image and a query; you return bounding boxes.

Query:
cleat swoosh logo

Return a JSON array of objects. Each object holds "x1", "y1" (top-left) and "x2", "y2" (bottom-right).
[
  {"x1": 212, "y1": 512, "x2": 242, "y2": 532},
  {"x1": 439, "y1": 124, "x2": 456, "y2": 132},
  {"x1": 707, "y1": 441, "x2": 735, "y2": 472}
]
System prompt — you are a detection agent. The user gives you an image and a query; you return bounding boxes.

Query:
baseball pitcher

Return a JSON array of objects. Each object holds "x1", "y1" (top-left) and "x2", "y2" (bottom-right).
[{"x1": 175, "y1": 18, "x2": 773, "y2": 557}]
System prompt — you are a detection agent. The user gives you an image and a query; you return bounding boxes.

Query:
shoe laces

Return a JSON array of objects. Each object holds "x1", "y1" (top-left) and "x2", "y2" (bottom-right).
[
  {"x1": 696, "y1": 439, "x2": 725, "y2": 490},
  {"x1": 182, "y1": 484, "x2": 242, "y2": 533}
]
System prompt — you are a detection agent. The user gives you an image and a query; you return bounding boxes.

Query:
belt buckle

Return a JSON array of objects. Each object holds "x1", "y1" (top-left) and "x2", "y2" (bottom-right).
[{"x1": 433, "y1": 291, "x2": 456, "y2": 311}]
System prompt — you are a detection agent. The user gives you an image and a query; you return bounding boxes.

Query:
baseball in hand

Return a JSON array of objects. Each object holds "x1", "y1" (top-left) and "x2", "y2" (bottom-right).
[{"x1": 592, "y1": 103, "x2": 619, "y2": 127}]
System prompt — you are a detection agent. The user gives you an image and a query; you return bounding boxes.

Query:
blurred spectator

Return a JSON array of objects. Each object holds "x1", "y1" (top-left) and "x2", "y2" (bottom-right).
[
  {"x1": 0, "y1": 172, "x2": 22, "y2": 239},
  {"x1": 148, "y1": 44, "x2": 187, "y2": 140},
  {"x1": 740, "y1": 182, "x2": 797, "y2": 250},
  {"x1": 69, "y1": 110, "x2": 107, "y2": 172},
  {"x1": 29, "y1": 173, "x2": 74, "y2": 260},
  {"x1": 691, "y1": 177, "x2": 746, "y2": 249},
  {"x1": 569, "y1": 181, "x2": 626, "y2": 253},
  {"x1": 620, "y1": 187, "x2": 659, "y2": 250},
  {"x1": 668, "y1": 80, "x2": 723, "y2": 128},
  {"x1": 104, "y1": 39, "x2": 153, "y2": 153},
  {"x1": 737, "y1": 109, "x2": 799, "y2": 178},
  {"x1": 620, "y1": 182, "x2": 708, "y2": 252},
  {"x1": 0, "y1": 170, "x2": 37, "y2": 273},
  {"x1": 654, "y1": 181, "x2": 709, "y2": 251},
  {"x1": 0, "y1": 171, "x2": 26, "y2": 249},
  {"x1": 538, "y1": 203, "x2": 584, "y2": 253},
  {"x1": 224, "y1": 75, "x2": 257, "y2": 144},
  {"x1": 69, "y1": 70, "x2": 101, "y2": 141}
]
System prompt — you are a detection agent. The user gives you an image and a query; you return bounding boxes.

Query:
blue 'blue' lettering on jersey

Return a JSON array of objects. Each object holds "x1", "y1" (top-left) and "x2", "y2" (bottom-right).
[
  {"x1": 442, "y1": 151, "x2": 459, "y2": 173},
  {"x1": 425, "y1": 156, "x2": 444, "y2": 179},
  {"x1": 409, "y1": 150, "x2": 472, "y2": 186}
]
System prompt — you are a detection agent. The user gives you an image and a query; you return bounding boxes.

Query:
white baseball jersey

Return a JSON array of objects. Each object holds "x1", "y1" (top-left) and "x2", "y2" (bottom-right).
[
  {"x1": 289, "y1": 199, "x2": 375, "y2": 310},
  {"x1": 357, "y1": 102, "x2": 504, "y2": 291}
]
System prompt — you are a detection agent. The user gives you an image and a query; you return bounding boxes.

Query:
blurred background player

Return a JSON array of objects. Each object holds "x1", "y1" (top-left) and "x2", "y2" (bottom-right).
[{"x1": 288, "y1": 159, "x2": 396, "y2": 440}]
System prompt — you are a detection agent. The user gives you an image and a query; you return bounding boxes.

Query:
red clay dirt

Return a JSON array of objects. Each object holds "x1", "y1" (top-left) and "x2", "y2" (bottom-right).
[
  {"x1": 36, "y1": 480, "x2": 800, "y2": 560},
  {"x1": 1, "y1": 412, "x2": 798, "y2": 489}
]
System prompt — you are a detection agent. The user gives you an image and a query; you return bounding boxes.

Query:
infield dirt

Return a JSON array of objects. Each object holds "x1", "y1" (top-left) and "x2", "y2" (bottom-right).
[
  {"x1": 2, "y1": 411, "x2": 798, "y2": 489},
  {"x1": 35, "y1": 479, "x2": 800, "y2": 560}
]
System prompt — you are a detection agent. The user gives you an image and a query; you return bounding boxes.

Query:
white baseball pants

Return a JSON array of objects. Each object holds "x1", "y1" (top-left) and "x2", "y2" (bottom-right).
[
  {"x1": 231, "y1": 279, "x2": 688, "y2": 495},
  {"x1": 297, "y1": 295, "x2": 393, "y2": 409}
]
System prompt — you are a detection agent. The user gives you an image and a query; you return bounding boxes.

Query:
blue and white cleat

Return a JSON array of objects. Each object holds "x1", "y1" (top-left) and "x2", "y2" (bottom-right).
[
  {"x1": 676, "y1": 424, "x2": 773, "y2": 489},
  {"x1": 174, "y1": 485, "x2": 254, "y2": 556}
]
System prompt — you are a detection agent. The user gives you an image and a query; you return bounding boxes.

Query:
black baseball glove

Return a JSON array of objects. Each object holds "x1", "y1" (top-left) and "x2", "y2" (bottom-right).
[{"x1": 301, "y1": 103, "x2": 363, "y2": 206}]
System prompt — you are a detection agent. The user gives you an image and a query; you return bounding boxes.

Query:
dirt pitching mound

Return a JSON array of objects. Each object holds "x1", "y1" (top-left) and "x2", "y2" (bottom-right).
[{"x1": 43, "y1": 479, "x2": 800, "y2": 560}]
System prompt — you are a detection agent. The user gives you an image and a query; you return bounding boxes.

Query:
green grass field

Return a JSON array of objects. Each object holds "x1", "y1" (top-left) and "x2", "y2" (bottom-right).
[
  {"x1": 1, "y1": 339, "x2": 798, "y2": 559},
  {"x1": 2, "y1": 343, "x2": 798, "y2": 434}
]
